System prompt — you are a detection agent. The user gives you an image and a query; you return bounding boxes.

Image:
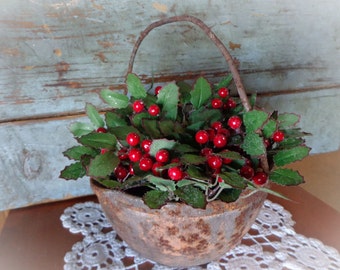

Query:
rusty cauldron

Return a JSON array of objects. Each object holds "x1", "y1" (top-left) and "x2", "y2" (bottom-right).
[{"x1": 91, "y1": 180, "x2": 266, "y2": 267}]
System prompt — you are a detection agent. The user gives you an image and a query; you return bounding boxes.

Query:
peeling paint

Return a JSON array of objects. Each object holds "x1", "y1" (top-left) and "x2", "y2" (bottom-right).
[
  {"x1": 229, "y1": 41, "x2": 241, "y2": 50},
  {"x1": 55, "y1": 61, "x2": 70, "y2": 78},
  {"x1": 1, "y1": 47, "x2": 21, "y2": 56},
  {"x1": 97, "y1": 40, "x2": 114, "y2": 48},
  {"x1": 45, "y1": 81, "x2": 82, "y2": 88},
  {"x1": 94, "y1": 52, "x2": 108, "y2": 63},
  {"x1": 53, "y1": 48, "x2": 62, "y2": 57},
  {"x1": 152, "y1": 2, "x2": 168, "y2": 13}
]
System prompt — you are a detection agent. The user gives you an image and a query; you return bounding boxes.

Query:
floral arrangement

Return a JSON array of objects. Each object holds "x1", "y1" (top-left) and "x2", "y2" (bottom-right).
[{"x1": 60, "y1": 73, "x2": 311, "y2": 209}]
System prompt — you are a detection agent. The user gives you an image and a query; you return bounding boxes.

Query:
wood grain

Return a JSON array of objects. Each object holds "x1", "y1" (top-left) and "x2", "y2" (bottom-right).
[{"x1": 0, "y1": 0, "x2": 339, "y2": 209}]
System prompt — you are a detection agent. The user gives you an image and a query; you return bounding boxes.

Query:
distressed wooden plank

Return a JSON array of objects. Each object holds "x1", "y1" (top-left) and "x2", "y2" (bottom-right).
[
  {"x1": 0, "y1": 117, "x2": 93, "y2": 211},
  {"x1": 0, "y1": 0, "x2": 339, "y2": 121},
  {"x1": 0, "y1": 87, "x2": 339, "y2": 211},
  {"x1": 1, "y1": 0, "x2": 340, "y2": 210}
]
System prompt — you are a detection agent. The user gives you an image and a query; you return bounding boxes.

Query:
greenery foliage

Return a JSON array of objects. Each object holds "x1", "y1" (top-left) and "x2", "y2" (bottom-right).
[{"x1": 60, "y1": 74, "x2": 310, "y2": 209}]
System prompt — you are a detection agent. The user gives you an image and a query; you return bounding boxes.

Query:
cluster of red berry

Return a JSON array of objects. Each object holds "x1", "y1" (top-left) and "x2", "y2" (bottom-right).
[
  {"x1": 194, "y1": 87, "x2": 286, "y2": 186},
  {"x1": 102, "y1": 84, "x2": 286, "y2": 186},
  {"x1": 112, "y1": 131, "x2": 183, "y2": 181}
]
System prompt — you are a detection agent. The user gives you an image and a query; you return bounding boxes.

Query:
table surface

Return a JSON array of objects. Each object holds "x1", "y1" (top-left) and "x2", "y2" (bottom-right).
[{"x1": 1, "y1": 184, "x2": 340, "y2": 270}]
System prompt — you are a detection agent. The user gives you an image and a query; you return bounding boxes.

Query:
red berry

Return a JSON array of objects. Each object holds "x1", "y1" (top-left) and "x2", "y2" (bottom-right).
[
  {"x1": 195, "y1": 130, "x2": 209, "y2": 144},
  {"x1": 201, "y1": 147, "x2": 213, "y2": 156},
  {"x1": 207, "y1": 155, "x2": 223, "y2": 169},
  {"x1": 240, "y1": 165, "x2": 255, "y2": 179},
  {"x1": 222, "y1": 157, "x2": 232, "y2": 164},
  {"x1": 152, "y1": 162, "x2": 163, "y2": 176},
  {"x1": 148, "y1": 104, "x2": 160, "y2": 116},
  {"x1": 218, "y1": 176, "x2": 224, "y2": 183},
  {"x1": 218, "y1": 87, "x2": 229, "y2": 98},
  {"x1": 252, "y1": 172, "x2": 268, "y2": 185},
  {"x1": 228, "y1": 116, "x2": 242, "y2": 130},
  {"x1": 155, "y1": 149, "x2": 169, "y2": 163},
  {"x1": 211, "y1": 121, "x2": 223, "y2": 131},
  {"x1": 272, "y1": 131, "x2": 285, "y2": 142},
  {"x1": 168, "y1": 167, "x2": 183, "y2": 181},
  {"x1": 211, "y1": 98, "x2": 223, "y2": 109},
  {"x1": 129, "y1": 164, "x2": 134, "y2": 175},
  {"x1": 225, "y1": 98, "x2": 236, "y2": 109},
  {"x1": 126, "y1": 132, "x2": 140, "y2": 147},
  {"x1": 155, "y1": 86, "x2": 162, "y2": 95},
  {"x1": 128, "y1": 148, "x2": 143, "y2": 162},
  {"x1": 115, "y1": 165, "x2": 129, "y2": 181},
  {"x1": 171, "y1": 157, "x2": 180, "y2": 163},
  {"x1": 132, "y1": 100, "x2": 144, "y2": 113},
  {"x1": 213, "y1": 133, "x2": 227, "y2": 148},
  {"x1": 264, "y1": 139, "x2": 271, "y2": 148},
  {"x1": 96, "y1": 127, "x2": 107, "y2": 133},
  {"x1": 118, "y1": 148, "x2": 129, "y2": 160},
  {"x1": 139, "y1": 157, "x2": 153, "y2": 171},
  {"x1": 101, "y1": 148, "x2": 108, "y2": 155},
  {"x1": 207, "y1": 128, "x2": 216, "y2": 141},
  {"x1": 218, "y1": 128, "x2": 230, "y2": 137},
  {"x1": 141, "y1": 139, "x2": 152, "y2": 152}
]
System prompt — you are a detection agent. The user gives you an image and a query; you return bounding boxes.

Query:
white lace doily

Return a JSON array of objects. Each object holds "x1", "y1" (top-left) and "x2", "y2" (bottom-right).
[{"x1": 61, "y1": 200, "x2": 340, "y2": 270}]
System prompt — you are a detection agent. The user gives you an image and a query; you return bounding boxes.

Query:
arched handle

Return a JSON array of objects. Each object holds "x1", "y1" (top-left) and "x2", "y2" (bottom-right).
[{"x1": 126, "y1": 15, "x2": 251, "y2": 111}]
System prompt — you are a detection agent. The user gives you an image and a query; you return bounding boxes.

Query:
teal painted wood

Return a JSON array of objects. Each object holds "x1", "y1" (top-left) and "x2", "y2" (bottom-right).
[
  {"x1": 0, "y1": 0, "x2": 339, "y2": 210},
  {"x1": 1, "y1": 0, "x2": 339, "y2": 120}
]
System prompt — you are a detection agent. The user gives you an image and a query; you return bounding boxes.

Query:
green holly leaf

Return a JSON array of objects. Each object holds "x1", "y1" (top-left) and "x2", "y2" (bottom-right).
[
  {"x1": 189, "y1": 108, "x2": 222, "y2": 128},
  {"x1": 219, "y1": 172, "x2": 247, "y2": 189},
  {"x1": 100, "y1": 89, "x2": 129, "y2": 109},
  {"x1": 143, "y1": 190, "x2": 169, "y2": 209},
  {"x1": 278, "y1": 137, "x2": 305, "y2": 149},
  {"x1": 78, "y1": 133, "x2": 117, "y2": 149},
  {"x1": 217, "y1": 151, "x2": 242, "y2": 160},
  {"x1": 190, "y1": 77, "x2": 212, "y2": 109},
  {"x1": 142, "y1": 119, "x2": 162, "y2": 138},
  {"x1": 215, "y1": 74, "x2": 233, "y2": 89},
  {"x1": 94, "y1": 178, "x2": 122, "y2": 189},
  {"x1": 283, "y1": 128, "x2": 311, "y2": 138},
  {"x1": 269, "y1": 168, "x2": 304, "y2": 186},
  {"x1": 273, "y1": 146, "x2": 311, "y2": 166},
  {"x1": 88, "y1": 152, "x2": 120, "y2": 178},
  {"x1": 158, "y1": 119, "x2": 175, "y2": 137},
  {"x1": 149, "y1": 139, "x2": 176, "y2": 156},
  {"x1": 101, "y1": 90, "x2": 129, "y2": 109},
  {"x1": 86, "y1": 103, "x2": 105, "y2": 128},
  {"x1": 177, "y1": 81, "x2": 192, "y2": 103},
  {"x1": 218, "y1": 188, "x2": 242, "y2": 203},
  {"x1": 63, "y1": 146, "x2": 98, "y2": 160},
  {"x1": 147, "y1": 175, "x2": 176, "y2": 192},
  {"x1": 157, "y1": 83, "x2": 179, "y2": 120},
  {"x1": 105, "y1": 112, "x2": 127, "y2": 128},
  {"x1": 126, "y1": 73, "x2": 147, "y2": 99},
  {"x1": 142, "y1": 93, "x2": 157, "y2": 107},
  {"x1": 278, "y1": 113, "x2": 300, "y2": 128},
  {"x1": 243, "y1": 110, "x2": 269, "y2": 132},
  {"x1": 132, "y1": 112, "x2": 152, "y2": 128},
  {"x1": 181, "y1": 154, "x2": 206, "y2": 165},
  {"x1": 60, "y1": 162, "x2": 86, "y2": 180},
  {"x1": 241, "y1": 133, "x2": 266, "y2": 156},
  {"x1": 263, "y1": 119, "x2": 277, "y2": 138},
  {"x1": 174, "y1": 185, "x2": 206, "y2": 208},
  {"x1": 69, "y1": 122, "x2": 94, "y2": 137},
  {"x1": 185, "y1": 165, "x2": 206, "y2": 180},
  {"x1": 109, "y1": 126, "x2": 140, "y2": 141}
]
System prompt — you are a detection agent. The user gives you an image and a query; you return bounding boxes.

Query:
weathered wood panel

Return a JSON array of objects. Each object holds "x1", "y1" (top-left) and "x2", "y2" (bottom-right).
[
  {"x1": 1, "y1": 90, "x2": 339, "y2": 211},
  {"x1": 0, "y1": 0, "x2": 339, "y2": 210},
  {"x1": 1, "y1": 0, "x2": 339, "y2": 121}
]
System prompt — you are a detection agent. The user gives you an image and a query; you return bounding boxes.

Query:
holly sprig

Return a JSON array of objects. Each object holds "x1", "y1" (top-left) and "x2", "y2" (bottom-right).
[{"x1": 60, "y1": 73, "x2": 311, "y2": 209}]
